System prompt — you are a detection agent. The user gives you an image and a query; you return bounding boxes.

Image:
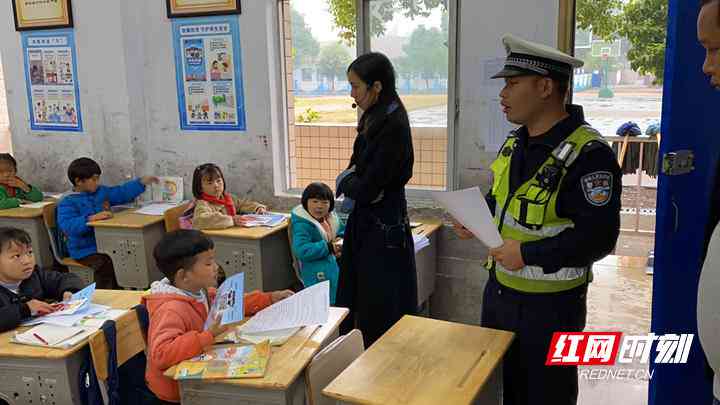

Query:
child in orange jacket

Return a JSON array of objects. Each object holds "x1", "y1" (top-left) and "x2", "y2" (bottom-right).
[{"x1": 143, "y1": 229, "x2": 293, "y2": 404}]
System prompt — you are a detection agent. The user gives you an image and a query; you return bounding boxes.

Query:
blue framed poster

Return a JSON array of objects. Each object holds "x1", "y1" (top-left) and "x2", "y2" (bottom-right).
[
  {"x1": 172, "y1": 16, "x2": 246, "y2": 131},
  {"x1": 21, "y1": 29, "x2": 83, "y2": 132}
]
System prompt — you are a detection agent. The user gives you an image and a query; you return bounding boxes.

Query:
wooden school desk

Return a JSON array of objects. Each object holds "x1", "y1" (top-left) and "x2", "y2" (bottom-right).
[
  {"x1": 0, "y1": 290, "x2": 145, "y2": 405},
  {"x1": 177, "y1": 306, "x2": 349, "y2": 405},
  {"x1": 88, "y1": 210, "x2": 166, "y2": 289},
  {"x1": 412, "y1": 219, "x2": 442, "y2": 312},
  {"x1": 323, "y1": 315, "x2": 514, "y2": 405},
  {"x1": 203, "y1": 220, "x2": 295, "y2": 292},
  {"x1": 0, "y1": 203, "x2": 55, "y2": 269}
]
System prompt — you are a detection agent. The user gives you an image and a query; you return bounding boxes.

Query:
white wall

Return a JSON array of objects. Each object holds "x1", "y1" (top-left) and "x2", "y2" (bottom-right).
[
  {"x1": 0, "y1": 0, "x2": 282, "y2": 205},
  {"x1": 0, "y1": 0, "x2": 560, "y2": 323},
  {"x1": 454, "y1": 0, "x2": 559, "y2": 190}
]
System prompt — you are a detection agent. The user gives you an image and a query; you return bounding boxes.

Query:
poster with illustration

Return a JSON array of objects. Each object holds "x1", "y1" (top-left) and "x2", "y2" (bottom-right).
[
  {"x1": 172, "y1": 16, "x2": 246, "y2": 131},
  {"x1": 22, "y1": 29, "x2": 83, "y2": 132}
]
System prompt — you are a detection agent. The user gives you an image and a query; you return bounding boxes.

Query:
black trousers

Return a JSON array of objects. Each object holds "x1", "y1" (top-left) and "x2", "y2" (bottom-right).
[{"x1": 481, "y1": 276, "x2": 587, "y2": 405}]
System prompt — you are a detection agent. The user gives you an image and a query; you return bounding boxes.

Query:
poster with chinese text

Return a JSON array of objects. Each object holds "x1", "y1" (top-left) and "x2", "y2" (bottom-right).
[
  {"x1": 21, "y1": 29, "x2": 83, "y2": 132},
  {"x1": 172, "y1": 16, "x2": 246, "y2": 131}
]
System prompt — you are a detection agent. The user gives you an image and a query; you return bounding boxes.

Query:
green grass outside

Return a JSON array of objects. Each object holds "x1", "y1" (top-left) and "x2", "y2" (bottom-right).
[{"x1": 294, "y1": 94, "x2": 448, "y2": 124}]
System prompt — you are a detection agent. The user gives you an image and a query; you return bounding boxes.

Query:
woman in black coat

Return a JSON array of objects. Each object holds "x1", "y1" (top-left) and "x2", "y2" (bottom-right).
[{"x1": 335, "y1": 52, "x2": 417, "y2": 346}]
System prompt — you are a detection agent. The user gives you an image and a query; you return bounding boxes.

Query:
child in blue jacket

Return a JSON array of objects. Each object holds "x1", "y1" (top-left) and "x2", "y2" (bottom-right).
[
  {"x1": 290, "y1": 182, "x2": 344, "y2": 304},
  {"x1": 57, "y1": 158, "x2": 157, "y2": 289}
]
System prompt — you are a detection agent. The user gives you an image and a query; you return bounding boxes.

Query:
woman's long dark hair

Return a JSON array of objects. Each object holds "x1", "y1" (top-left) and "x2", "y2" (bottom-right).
[{"x1": 347, "y1": 52, "x2": 408, "y2": 134}]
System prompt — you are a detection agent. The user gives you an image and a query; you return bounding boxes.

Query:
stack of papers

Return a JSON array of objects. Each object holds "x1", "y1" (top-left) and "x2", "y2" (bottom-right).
[
  {"x1": 12, "y1": 283, "x2": 130, "y2": 349},
  {"x1": 241, "y1": 281, "x2": 329, "y2": 334},
  {"x1": 431, "y1": 187, "x2": 503, "y2": 248},
  {"x1": 233, "y1": 326, "x2": 301, "y2": 346},
  {"x1": 14, "y1": 324, "x2": 85, "y2": 347},
  {"x1": 19, "y1": 201, "x2": 55, "y2": 209},
  {"x1": 136, "y1": 201, "x2": 185, "y2": 216},
  {"x1": 238, "y1": 214, "x2": 286, "y2": 228},
  {"x1": 44, "y1": 192, "x2": 64, "y2": 200},
  {"x1": 23, "y1": 304, "x2": 111, "y2": 327},
  {"x1": 413, "y1": 234, "x2": 430, "y2": 253}
]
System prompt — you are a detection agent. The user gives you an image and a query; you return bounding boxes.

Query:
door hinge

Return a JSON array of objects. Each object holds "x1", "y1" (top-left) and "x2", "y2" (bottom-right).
[{"x1": 662, "y1": 150, "x2": 694, "y2": 176}]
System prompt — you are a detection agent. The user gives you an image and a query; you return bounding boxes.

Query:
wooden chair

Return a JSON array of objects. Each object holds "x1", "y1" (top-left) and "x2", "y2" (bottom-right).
[
  {"x1": 88, "y1": 309, "x2": 147, "y2": 382},
  {"x1": 42, "y1": 204, "x2": 94, "y2": 285},
  {"x1": 306, "y1": 329, "x2": 364, "y2": 405},
  {"x1": 163, "y1": 202, "x2": 190, "y2": 232}
]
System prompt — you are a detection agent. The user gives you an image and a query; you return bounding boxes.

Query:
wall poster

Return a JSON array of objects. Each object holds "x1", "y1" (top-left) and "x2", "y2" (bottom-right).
[
  {"x1": 21, "y1": 29, "x2": 83, "y2": 132},
  {"x1": 172, "y1": 16, "x2": 246, "y2": 131}
]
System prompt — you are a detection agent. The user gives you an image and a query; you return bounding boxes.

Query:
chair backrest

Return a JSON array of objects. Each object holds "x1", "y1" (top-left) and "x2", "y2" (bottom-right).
[
  {"x1": 41, "y1": 203, "x2": 67, "y2": 263},
  {"x1": 89, "y1": 310, "x2": 147, "y2": 382},
  {"x1": 287, "y1": 220, "x2": 304, "y2": 286},
  {"x1": 163, "y1": 202, "x2": 191, "y2": 232},
  {"x1": 306, "y1": 329, "x2": 364, "y2": 405}
]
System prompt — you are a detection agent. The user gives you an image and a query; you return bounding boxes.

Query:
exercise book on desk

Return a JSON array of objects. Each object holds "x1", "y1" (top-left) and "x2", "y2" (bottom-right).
[
  {"x1": 172, "y1": 340, "x2": 271, "y2": 380},
  {"x1": 13, "y1": 324, "x2": 85, "y2": 348},
  {"x1": 238, "y1": 213, "x2": 287, "y2": 228}
]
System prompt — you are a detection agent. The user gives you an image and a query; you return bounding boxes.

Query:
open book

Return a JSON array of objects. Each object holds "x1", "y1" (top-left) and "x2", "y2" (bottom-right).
[{"x1": 172, "y1": 341, "x2": 271, "y2": 380}]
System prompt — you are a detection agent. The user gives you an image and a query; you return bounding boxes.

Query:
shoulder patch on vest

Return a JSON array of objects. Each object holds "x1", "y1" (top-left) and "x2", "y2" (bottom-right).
[{"x1": 581, "y1": 171, "x2": 613, "y2": 206}]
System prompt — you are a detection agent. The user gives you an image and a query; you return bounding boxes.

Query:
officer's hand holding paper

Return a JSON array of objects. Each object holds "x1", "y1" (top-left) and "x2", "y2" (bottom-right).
[{"x1": 431, "y1": 187, "x2": 503, "y2": 248}]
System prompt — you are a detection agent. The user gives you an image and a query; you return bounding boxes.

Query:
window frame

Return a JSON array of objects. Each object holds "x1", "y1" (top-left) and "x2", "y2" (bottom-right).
[
  {"x1": 360, "y1": 0, "x2": 459, "y2": 200},
  {"x1": 272, "y1": 0, "x2": 460, "y2": 202}
]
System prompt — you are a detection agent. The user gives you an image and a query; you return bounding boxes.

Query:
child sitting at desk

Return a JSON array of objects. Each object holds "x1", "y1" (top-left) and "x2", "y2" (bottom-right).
[
  {"x1": 143, "y1": 229, "x2": 293, "y2": 404},
  {"x1": 0, "y1": 153, "x2": 44, "y2": 209},
  {"x1": 291, "y1": 182, "x2": 344, "y2": 304},
  {"x1": 57, "y1": 157, "x2": 158, "y2": 289},
  {"x1": 189, "y1": 163, "x2": 267, "y2": 230},
  {"x1": 0, "y1": 227, "x2": 83, "y2": 333}
]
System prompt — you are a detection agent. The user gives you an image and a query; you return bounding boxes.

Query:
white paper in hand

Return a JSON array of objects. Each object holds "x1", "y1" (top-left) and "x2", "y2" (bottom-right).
[
  {"x1": 241, "y1": 281, "x2": 329, "y2": 334},
  {"x1": 431, "y1": 187, "x2": 503, "y2": 248}
]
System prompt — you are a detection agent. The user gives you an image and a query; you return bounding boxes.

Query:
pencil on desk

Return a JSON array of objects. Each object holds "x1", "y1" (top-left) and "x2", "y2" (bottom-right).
[{"x1": 33, "y1": 333, "x2": 49, "y2": 345}]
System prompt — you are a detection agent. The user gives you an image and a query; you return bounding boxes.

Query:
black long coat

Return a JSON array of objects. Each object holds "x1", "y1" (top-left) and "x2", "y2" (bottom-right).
[{"x1": 336, "y1": 101, "x2": 417, "y2": 346}]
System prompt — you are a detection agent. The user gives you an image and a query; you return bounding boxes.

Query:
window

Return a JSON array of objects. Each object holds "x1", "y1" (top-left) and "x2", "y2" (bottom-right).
[
  {"x1": 278, "y1": 0, "x2": 456, "y2": 194},
  {"x1": 301, "y1": 68, "x2": 313, "y2": 82},
  {"x1": 363, "y1": 0, "x2": 454, "y2": 191},
  {"x1": 279, "y1": 0, "x2": 357, "y2": 191}
]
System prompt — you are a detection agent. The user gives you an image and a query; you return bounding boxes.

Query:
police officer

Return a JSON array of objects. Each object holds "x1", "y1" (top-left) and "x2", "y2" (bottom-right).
[{"x1": 454, "y1": 35, "x2": 622, "y2": 405}]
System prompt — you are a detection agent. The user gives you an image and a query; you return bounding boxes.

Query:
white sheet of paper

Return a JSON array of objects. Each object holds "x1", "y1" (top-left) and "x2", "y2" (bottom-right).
[
  {"x1": 136, "y1": 202, "x2": 182, "y2": 216},
  {"x1": 431, "y1": 187, "x2": 503, "y2": 248},
  {"x1": 235, "y1": 326, "x2": 301, "y2": 346},
  {"x1": 240, "y1": 281, "x2": 330, "y2": 334},
  {"x1": 20, "y1": 201, "x2": 55, "y2": 209}
]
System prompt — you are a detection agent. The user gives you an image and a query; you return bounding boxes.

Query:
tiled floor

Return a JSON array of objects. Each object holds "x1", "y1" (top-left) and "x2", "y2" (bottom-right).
[{"x1": 579, "y1": 255, "x2": 653, "y2": 405}]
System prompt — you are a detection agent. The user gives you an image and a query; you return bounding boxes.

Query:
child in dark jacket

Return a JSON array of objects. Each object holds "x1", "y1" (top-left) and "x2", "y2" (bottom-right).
[
  {"x1": 57, "y1": 157, "x2": 158, "y2": 289},
  {"x1": 0, "y1": 227, "x2": 84, "y2": 333},
  {"x1": 0, "y1": 153, "x2": 44, "y2": 210}
]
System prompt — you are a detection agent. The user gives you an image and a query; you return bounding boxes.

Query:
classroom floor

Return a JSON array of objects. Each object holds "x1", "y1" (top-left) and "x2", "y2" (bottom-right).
[{"x1": 579, "y1": 255, "x2": 653, "y2": 405}]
